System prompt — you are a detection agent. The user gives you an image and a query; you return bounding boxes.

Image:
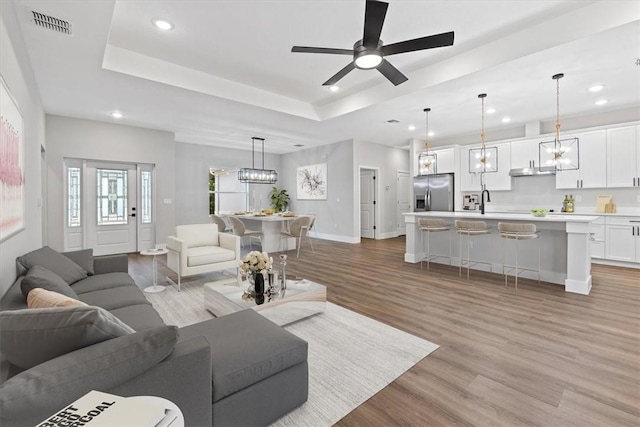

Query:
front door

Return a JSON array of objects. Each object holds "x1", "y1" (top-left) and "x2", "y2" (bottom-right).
[
  {"x1": 85, "y1": 162, "x2": 137, "y2": 255},
  {"x1": 360, "y1": 169, "x2": 376, "y2": 239},
  {"x1": 396, "y1": 171, "x2": 410, "y2": 235}
]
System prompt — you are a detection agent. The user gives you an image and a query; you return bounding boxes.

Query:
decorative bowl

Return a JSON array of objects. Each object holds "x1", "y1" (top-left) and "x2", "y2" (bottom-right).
[{"x1": 531, "y1": 209, "x2": 548, "y2": 217}]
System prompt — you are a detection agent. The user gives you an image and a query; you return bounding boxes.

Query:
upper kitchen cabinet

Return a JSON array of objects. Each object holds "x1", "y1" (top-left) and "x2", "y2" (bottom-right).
[
  {"x1": 460, "y1": 143, "x2": 511, "y2": 191},
  {"x1": 606, "y1": 125, "x2": 639, "y2": 188},
  {"x1": 510, "y1": 139, "x2": 539, "y2": 169},
  {"x1": 555, "y1": 130, "x2": 607, "y2": 189},
  {"x1": 434, "y1": 148, "x2": 455, "y2": 174}
]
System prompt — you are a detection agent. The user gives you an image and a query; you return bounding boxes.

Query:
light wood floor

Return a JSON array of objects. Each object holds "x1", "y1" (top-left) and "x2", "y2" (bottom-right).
[{"x1": 129, "y1": 237, "x2": 640, "y2": 426}]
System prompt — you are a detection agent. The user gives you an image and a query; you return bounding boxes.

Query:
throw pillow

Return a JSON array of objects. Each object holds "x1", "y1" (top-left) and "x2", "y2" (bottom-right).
[
  {"x1": 0, "y1": 305, "x2": 135, "y2": 369},
  {"x1": 27, "y1": 288, "x2": 87, "y2": 309},
  {"x1": 0, "y1": 326, "x2": 179, "y2": 424},
  {"x1": 20, "y1": 265, "x2": 79, "y2": 299},
  {"x1": 62, "y1": 249, "x2": 95, "y2": 275},
  {"x1": 17, "y1": 246, "x2": 88, "y2": 284}
]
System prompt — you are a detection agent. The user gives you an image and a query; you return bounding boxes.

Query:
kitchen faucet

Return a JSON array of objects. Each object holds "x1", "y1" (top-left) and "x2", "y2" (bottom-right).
[{"x1": 480, "y1": 189, "x2": 491, "y2": 215}]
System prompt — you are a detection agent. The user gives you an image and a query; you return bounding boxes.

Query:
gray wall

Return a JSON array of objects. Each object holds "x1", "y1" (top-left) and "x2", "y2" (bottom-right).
[
  {"x1": 281, "y1": 140, "x2": 356, "y2": 242},
  {"x1": 174, "y1": 141, "x2": 281, "y2": 225},
  {"x1": 354, "y1": 140, "x2": 410, "y2": 238},
  {"x1": 0, "y1": 4, "x2": 46, "y2": 294},
  {"x1": 45, "y1": 115, "x2": 176, "y2": 248}
]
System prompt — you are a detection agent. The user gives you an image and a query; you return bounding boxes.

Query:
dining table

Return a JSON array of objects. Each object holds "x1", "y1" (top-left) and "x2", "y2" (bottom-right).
[{"x1": 229, "y1": 213, "x2": 299, "y2": 253}]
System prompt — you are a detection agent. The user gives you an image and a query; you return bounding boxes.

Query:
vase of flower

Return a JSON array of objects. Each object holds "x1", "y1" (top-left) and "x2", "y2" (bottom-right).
[{"x1": 239, "y1": 250, "x2": 272, "y2": 297}]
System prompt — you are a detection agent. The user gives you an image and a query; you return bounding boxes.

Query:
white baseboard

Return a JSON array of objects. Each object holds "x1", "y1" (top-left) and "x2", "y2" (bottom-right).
[
  {"x1": 313, "y1": 232, "x2": 360, "y2": 244},
  {"x1": 592, "y1": 258, "x2": 640, "y2": 269},
  {"x1": 377, "y1": 231, "x2": 400, "y2": 240}
]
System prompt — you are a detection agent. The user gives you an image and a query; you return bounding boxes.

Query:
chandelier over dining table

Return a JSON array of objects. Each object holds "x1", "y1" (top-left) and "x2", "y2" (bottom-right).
[{"x1": 238, "y1": 137, "x2": 278, "y2": 184}]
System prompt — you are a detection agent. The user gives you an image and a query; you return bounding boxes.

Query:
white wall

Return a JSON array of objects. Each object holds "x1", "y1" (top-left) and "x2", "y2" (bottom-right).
[
  {"x1": 281, "y1": 140, "x2": 356, "y2": 242},
  {"x1": 45, "y1": 115, "x2": 176, "y2": 248},
  {"x1": 354, "y1": 140, "x2": 410, "y2": 238},
  {"x1": 174, "y1": 141, "x2": 281, "y2": 225},
  {"x1": 0, "y1": 3, "x2": 45, "y2": 294}
]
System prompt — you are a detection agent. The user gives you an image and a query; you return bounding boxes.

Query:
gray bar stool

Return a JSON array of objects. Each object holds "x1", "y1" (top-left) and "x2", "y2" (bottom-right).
[
  {"x1": 498, "y1": 222, "x2": 541, "y2": 289},
  {"x1": 418, "y1": 218, "x2": 452, "y2": 270},
  {"x1": 455, "y1": 220, "x2": 492, "y2": 279}
]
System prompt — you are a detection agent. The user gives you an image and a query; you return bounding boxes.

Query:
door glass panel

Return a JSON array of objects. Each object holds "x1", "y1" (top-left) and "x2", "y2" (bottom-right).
[
  {"x1": 67, "y1": 167, "x2": 81, "y2": 227},
  {"x1": 141, "y1": 170, "x2": 152, "y2": 224},
  {"x1": 97, "y1": 169, "x2": 127, "y2": 225}
]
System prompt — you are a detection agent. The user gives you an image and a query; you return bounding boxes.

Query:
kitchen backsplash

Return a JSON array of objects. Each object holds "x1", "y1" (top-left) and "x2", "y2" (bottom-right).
[{"x1": 463, "y1": 175, "x2": 640, "y2": 213}]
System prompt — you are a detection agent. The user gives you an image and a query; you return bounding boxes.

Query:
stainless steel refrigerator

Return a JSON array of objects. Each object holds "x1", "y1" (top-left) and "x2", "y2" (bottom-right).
[{"x1": 413, "y1": 173, "x2": 455, "y2": 212}]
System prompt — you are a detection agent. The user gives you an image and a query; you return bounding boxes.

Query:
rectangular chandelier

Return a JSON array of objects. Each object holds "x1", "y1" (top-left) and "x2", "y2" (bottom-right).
[
  {"x1": 238, "y1": 137, "x2": 278, "y2": 184},
  {"x1": 469, "y1": 146, "x2": 498, "y2": 174},
  {"x1": 539, "y1": 137, "x2": 579, "y2": 171}
]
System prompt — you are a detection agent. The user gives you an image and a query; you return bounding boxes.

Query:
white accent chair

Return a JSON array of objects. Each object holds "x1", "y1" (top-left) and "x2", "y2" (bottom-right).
[{"x1": 166, "y1": 223, "x2": 241, "y2": 291}]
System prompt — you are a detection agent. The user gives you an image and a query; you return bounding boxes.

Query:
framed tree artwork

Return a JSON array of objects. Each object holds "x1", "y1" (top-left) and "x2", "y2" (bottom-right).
[
  {"x1": 297, "y1": 163, "x2": 327, "y2": 200},
  {"x1": 0, "y1": 75, "x2": 25, "y2": 242}
]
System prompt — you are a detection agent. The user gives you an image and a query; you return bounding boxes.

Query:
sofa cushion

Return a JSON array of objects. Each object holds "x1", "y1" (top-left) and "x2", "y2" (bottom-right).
[
  {"x1": 17, "y1": 246, "x2": 88, "y2": 284},
  {"x1": 176, "y1": 224, "x2": 219, "y2": 248},
  {"x1": 27, "y1": 288, "x2": 87, "y2": 309},
  {"x1": 62, "y1": 249, "x2": 95, "y2": 275},
  {"x1": 71, "y1": 272, "x2": 136, "y2": 295},
  {"x1": 109, "y1": 304, "x2": 166, "y2": 331},
  {"x1": 77, "y1": 286, "x2": 150, "y2": 311},
  {"x1": 0, "y1": 305, "x2": 135, "y2": 369},
  {"x1": 20, "y1": 265, "x2": 79, "y2": 300},
  {"x1": 187, "y1": 246, "x2": 236, "y2": 267},
  {"x1": 178, "y1": 309, "x2": 308, "y2": 402},
  {"x1": 0, "y1": 326, "x2": 178, "y2": 425}
]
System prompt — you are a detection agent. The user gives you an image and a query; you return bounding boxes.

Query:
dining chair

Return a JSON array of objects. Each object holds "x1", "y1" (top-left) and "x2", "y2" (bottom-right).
[
  {"x1": 210, "y1": 214, "x2": 232, "y2": 233},
  {"x1": 280, "y1": 215, "x2": 314, "y2": 258},
  {"x1": 228, "y1": 216, "x2": 263, "y2": 249}
]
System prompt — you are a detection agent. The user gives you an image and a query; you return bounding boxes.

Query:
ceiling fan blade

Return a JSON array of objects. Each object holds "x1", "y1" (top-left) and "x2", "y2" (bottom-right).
[
  {"x1": 322, "y1": 62, "x2": 356, "y2": 86},
  {"x1": 291, "y1": 46, "x2": 353, "y2": 55},
  {"x1": 377, "y1": 59, "x2": 408, "y2": 86},
  {"x1": 362, "y1": 0, "x2": 388, "y2": 48},
  {"x1": 382, "y1": 31, "x2": 455, "y2": 56}
]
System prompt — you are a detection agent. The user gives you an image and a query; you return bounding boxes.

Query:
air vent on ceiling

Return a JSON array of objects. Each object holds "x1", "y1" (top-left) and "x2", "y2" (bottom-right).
[
  {"x1": 386, "y1": 119, "x2": 400, "y2": 123},
  {"x1": 31, "y1": 10, "x2": 72, "y2": 35},
  {"x1": 293, "y1": 144, "x2": 304, "y2": 147}
]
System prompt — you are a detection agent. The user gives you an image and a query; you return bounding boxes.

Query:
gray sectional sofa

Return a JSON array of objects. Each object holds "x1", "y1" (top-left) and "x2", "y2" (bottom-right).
[{"x1": 0, "y1": 247, "x2": 308, "y2": 426}]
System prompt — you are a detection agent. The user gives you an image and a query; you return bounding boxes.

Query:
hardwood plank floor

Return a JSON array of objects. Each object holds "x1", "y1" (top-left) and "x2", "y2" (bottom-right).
[{"x1": 129, "y1": 236, "x2": 640, "y2": 426}]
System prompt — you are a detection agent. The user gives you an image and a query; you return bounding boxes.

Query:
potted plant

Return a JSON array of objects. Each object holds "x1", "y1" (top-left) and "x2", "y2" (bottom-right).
[{"x1": 269, "y1": 187, "x2": 290, "y2": 213}]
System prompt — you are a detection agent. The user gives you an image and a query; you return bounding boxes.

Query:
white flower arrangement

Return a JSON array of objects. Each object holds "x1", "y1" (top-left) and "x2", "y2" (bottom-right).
[{"x1": 239, "y1": 251, "x2": 273, "y2": 277}]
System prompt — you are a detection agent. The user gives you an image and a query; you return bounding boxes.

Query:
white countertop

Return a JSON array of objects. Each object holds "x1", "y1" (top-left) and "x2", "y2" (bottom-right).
[{"x1": 404, "y1": 211, "x2": 599, "y2": 222}]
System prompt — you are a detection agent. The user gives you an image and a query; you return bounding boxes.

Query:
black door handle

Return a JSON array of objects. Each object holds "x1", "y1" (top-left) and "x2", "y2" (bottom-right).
[{"x1": 129, "y1": 213, "x2": 136, "y2": 217}]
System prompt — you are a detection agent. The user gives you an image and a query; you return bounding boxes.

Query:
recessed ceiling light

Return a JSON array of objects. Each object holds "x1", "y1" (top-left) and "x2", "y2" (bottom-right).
[
  {"x1": 408, "y1": 125, "x2": 416, "y2": 131},
  {"x1": 595, "y1": 99, "x2": 608, "y2": 106},
  {"x1": 152, "y1": 18, "x2": 173, "y2": 30},
  {"x1": 329, "y1": 85, "x2": 340, "y2": 92},
  {"x1": 110, "y1": 111, "x2": 123, "y2": 119},
  {"x1": 428, "y1": 131, "x2": 434, "y2": 137},
  {"x1": 589, "y1": 85, "x2": 604, "y2": 92},
  {"x1": 486, "y1": 108, "x2": 496, "y2": 114},
  {"x1": 501, "y1": 116, "x2": 511, "y2": 123}
]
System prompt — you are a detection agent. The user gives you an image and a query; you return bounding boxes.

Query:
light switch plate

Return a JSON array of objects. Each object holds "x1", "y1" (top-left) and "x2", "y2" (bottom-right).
[{"x1": 163, "y1": 198, "x2": 172, "y2": 204}]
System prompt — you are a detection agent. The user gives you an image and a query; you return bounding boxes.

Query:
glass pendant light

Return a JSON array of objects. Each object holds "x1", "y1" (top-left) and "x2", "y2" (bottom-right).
[
  {"x1": 469, "y1": 93, "x2": 498, "y2": 174},
  {"x1": 238, "y1": 137, "x2": 278, "y2": 184},
  {"x1": 539, "y1": 73, "x2": 579, "y2": 171},
  {"x1": 417, "y1": 108, "x2": 437, "y2": 175}
]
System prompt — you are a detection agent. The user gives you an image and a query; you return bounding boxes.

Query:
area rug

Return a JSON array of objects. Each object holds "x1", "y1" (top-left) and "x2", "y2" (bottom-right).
[{"x1": 145, "y1": 281, "x2": 439, "y2": 426}]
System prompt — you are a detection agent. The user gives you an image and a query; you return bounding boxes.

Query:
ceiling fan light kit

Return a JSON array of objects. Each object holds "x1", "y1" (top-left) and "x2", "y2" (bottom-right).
[
  {"x1": 291, "y1": 0, "x2": 454, "y2": 86},
  {"x1": 238, "y1": 137, "x2": 278, "y2": 184}
]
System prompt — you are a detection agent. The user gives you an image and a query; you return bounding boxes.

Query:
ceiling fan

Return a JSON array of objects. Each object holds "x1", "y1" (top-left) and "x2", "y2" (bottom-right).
[{"x1": 291, "y1": 0, "x2": 455, "y2": 86}]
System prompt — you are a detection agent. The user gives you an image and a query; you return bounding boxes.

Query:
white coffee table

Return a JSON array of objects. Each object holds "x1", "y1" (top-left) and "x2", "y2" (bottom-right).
[
  {"x1": 204, "y1": 277, "x2": 326, "y2": 326},
  {"x1": 140, "y1": 248, "x2": 168, "y2": 293}
]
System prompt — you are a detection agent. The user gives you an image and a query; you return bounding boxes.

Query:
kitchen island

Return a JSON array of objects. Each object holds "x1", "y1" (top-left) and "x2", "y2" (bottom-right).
[{"x1": 404, "y1": 212, "x2": 599, "y2": 295}]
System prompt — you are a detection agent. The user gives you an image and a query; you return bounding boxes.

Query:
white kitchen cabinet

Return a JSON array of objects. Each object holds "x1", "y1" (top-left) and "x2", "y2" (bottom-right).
[
  {"x1": 606, "y1": 126, "x2": 638, "y2": 188},
  {"x1": 434, "y1": 148, "x2": 455, "y2": 174},
  {"x1": 605, "y1": 216, "x2": 640, "y2": 263},
  {"x1": 556, "y1": 130, "x2": 607, "y2": 189},
  {"x1": 589, "y1": 217, "x2": 605, "y2": 259},
  {"x1": 483, "y1": 142, "x2": 511, "y2": 191},
  {"x1": 510, "y1": 139, "x2": 540, "y2": 169}
]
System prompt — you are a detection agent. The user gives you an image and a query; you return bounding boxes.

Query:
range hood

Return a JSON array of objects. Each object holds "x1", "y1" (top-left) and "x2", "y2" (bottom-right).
[{"x1": 509, "y1": 166, "x2": 556, "y2": 177}]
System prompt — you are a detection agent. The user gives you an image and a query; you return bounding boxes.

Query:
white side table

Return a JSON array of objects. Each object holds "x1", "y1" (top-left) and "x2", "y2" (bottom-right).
[{"x1": 140, "y1": 248, "x2": 168, "y2": 293}]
